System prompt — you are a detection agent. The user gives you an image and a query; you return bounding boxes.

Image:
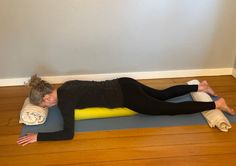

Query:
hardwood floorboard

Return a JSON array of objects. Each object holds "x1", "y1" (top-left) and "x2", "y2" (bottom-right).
[
  {"x1": 60, "y1": 154, "x2": 236, "y2": 166},
  {"x1": 2, "y1": 126, "x2": 236, "y2": 157},
  {"x1": 1, "y1": 141, "x2": 236, "y2": 165}
]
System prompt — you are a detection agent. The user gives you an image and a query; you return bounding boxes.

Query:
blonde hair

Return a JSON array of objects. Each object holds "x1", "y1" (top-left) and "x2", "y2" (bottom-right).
[{"x1": 28, "y1": 75, "x2": 53, "y2": 105}]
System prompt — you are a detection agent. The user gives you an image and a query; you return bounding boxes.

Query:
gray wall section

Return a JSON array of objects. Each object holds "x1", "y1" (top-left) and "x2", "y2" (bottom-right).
[{"x1": 0, "y1": 0, "x2": 236, "y2": 78}]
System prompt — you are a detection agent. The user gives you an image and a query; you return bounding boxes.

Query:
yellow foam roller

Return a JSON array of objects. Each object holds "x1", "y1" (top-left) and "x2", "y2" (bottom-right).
[{"x1": 74, "y1": 107, "x2": 138, "y2": 120}]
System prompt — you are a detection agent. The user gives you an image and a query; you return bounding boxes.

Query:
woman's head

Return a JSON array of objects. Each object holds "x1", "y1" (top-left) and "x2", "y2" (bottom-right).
[{"x1": 28, "y1": 75, "x2": 57, "y2": 108}]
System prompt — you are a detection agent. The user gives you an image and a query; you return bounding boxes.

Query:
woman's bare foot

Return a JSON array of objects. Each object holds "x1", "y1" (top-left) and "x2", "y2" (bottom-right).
[
  {"x1": 215, "y1": 98, "x2": 235, "y2": 115},
  {"x1": 198, "y1": 80, "x2": 216, "y2": 96}
]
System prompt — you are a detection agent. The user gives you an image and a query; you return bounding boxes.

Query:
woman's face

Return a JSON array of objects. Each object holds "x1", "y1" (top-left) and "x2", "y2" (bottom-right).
[{"x1": 40, "y1": 90, "x2": 58, "y2": 108}]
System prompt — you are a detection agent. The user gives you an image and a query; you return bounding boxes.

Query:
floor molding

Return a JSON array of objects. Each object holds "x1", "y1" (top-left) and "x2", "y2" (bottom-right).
[{"x1": 0, "y1": 68, "x2": 233, "y2": 87}]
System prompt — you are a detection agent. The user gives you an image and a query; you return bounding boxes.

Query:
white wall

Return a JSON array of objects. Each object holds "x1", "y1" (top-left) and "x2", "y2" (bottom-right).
[{"x1": 0, "y1": 0, "x2": 236, "y2": 79}]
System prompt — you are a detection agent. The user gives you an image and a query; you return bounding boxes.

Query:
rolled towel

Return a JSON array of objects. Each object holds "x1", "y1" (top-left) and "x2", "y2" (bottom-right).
[
  {"x1": 19, "y1": 98, "x2": 48, "y2": 125},
  {"x1": 187, "y1": 80, "x2": 231, "y2": 132}
]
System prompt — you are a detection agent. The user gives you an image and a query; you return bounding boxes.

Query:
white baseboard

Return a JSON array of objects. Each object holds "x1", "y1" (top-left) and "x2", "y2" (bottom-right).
[
  {"x1": 233, "y1": 68, "x2": 236, "y2": 78},
  {"x1": 0, "y1": 68, "x2": 233, "y2": 87}
]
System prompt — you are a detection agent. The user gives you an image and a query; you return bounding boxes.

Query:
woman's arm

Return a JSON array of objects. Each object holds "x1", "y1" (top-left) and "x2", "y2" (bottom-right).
[
  {"x1": 17, "y1": 96, "x2": 76, "y2": 145},
  {"x1": 17, "y1": 133, "x2": 38, "y2": 146},
  {"x1": 38, "y1": 97, "x2": 76, "y2": 141}
]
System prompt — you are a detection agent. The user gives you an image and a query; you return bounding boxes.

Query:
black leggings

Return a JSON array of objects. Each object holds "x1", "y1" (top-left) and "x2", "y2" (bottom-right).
[{"x1": 118, "y1": 77, "x2": 216, "y2": 115}]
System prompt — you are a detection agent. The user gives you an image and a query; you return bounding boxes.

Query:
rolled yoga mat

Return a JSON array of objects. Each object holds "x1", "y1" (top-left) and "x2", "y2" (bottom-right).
[{"x1": 21, "y1": 93, "x2": 236, "y2": 136}]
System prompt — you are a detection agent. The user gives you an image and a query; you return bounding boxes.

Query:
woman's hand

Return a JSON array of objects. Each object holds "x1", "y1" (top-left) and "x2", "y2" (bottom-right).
[{"x1": 17, "y1": 133, "x2": 38, "y2": 146}]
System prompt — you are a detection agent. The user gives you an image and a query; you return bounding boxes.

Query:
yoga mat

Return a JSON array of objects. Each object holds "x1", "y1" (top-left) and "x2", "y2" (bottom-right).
[{"x1": 21, "y1": 94, "x2": 236, "y2": 136}]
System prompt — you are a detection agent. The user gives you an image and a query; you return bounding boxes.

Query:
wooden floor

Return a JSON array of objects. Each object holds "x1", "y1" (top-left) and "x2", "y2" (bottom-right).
[{"x1": 0, "y1": 76, "x2": 236, "y2": 166}]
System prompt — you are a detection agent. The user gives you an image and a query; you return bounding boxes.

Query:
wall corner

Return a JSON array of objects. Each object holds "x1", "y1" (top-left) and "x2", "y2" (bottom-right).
[{"x1": 233, "y1": 68, "x2": 236, "y2": 78}]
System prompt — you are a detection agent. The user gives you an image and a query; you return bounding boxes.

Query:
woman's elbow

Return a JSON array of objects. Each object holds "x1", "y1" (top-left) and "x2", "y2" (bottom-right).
[{"x1": 65, "y1": 131, "x2": 74, "y2": 140}]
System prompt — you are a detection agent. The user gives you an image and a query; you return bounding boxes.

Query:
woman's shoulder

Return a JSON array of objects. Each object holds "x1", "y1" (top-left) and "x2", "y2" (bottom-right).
[{"x1": 58, "y1": 80, "x2": 78, "y2": 90}]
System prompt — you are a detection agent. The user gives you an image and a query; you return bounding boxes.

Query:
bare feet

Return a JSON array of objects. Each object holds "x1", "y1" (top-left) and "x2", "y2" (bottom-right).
[
  {"x1": 198, "y1": 80, "x2": 216, "y2": 96},
  {"x1": 215, "y1": 98, "x2": 235, "y2": 115}
]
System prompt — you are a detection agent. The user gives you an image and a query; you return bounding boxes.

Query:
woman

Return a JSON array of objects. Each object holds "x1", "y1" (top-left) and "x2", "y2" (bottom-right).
[{"x1": 17, "y1": 75, "x2": 235, "y2": 146}]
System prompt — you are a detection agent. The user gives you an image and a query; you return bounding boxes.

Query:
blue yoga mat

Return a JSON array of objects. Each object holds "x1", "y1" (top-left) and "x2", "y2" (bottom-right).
[{"x1": 21, "y1": 94, "x2": 236, "y2": 136}]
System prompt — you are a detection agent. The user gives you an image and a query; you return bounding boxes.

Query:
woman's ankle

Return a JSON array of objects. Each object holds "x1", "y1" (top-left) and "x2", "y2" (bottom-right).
[
  {"x1": 198, "y1": 80, "x2": 216, "y2": 96},
  {"x1": 215, "y1": 98, "x2": 235, "y2": 115}
]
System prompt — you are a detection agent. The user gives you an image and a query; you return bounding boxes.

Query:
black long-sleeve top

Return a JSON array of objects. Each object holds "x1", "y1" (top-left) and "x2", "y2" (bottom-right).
[{"x1": 37, "y1": 79, "x2": 124, "y2": 141}]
